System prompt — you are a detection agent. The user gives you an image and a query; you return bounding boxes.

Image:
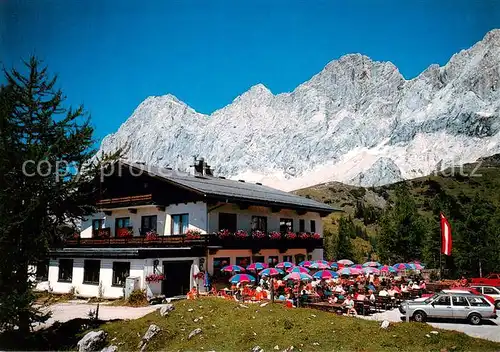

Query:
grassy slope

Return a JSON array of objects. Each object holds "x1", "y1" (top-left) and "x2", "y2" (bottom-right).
[{"x1": 86, "y1": 299, "x2": 499, "y2": 351}]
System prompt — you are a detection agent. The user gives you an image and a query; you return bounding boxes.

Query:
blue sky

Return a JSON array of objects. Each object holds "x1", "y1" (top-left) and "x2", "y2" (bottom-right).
[{"x1": 2, "y1": 0, "x2": 499, "y2": 142}]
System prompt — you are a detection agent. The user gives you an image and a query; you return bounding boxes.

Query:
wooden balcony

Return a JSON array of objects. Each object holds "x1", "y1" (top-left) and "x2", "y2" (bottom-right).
[
  {"x1": 63, "y1": 233, "x2": 323, "y2": 251},
  {"x1": 96, "y1": 194, "x2": 153, "y2": 208}
]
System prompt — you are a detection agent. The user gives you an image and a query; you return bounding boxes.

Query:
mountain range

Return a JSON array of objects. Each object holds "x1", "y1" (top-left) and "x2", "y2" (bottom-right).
[{"x1": 99, "y1": 29, "x2": 500, "y2": 190}]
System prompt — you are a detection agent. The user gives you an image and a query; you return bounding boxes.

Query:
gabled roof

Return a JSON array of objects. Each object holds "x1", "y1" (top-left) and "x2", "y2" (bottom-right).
[{"x1": 121, "y1": 161, "x2": 338, "y2": 215}]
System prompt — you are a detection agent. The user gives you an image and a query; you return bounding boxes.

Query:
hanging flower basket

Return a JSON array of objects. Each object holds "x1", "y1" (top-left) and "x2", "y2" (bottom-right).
[
  {"x1": 235, "y1": 230, "x2": 249, "y2": 239},
  {"x1": 285, "y1": 232, "x2": 297, "y2": 240},
  {"x1": 193, "y1": 271, "x2": 205, "y2": 280},
  {"x1": 145, "y1": 273, "x2": 164, "y2": 283},
  {"x1": 269, "y1": 231, "x2": 282, "y2": 240},
  {"x1": 186, "y1": 229, "x2": 202, "y2": 240},
  {"x1": 252, "y1": 230, "x2": 266, "y2": 240}
]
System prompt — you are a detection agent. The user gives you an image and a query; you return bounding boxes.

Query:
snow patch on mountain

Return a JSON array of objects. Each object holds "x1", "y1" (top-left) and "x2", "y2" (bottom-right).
[{"x1": 100, "y1": 29, "x2": 500, "y2": 190}]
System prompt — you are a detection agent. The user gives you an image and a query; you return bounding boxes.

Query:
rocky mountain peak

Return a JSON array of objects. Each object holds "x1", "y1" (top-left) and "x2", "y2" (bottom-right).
[{"x1": 99, "y1": 29, "x2": 500, "y2": 191}]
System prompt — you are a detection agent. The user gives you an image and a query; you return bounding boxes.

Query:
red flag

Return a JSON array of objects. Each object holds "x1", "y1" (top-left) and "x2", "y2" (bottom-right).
[{"x1": 440, "y1": 213, "x2": 452, "y2": 256}]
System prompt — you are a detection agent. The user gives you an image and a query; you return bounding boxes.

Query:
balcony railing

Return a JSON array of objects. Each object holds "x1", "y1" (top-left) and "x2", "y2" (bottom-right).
[
  {"x1": 96, "y1": 194, "x2": 153, "y2": 208},
  {"x1": 63, "y1": 232, "x2": 323, "y2": 250}
]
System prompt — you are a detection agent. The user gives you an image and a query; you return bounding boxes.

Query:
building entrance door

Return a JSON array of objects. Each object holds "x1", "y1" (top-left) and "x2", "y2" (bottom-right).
[{"x1": 162, "y1": 261, "x2": 192, "y2": 297}]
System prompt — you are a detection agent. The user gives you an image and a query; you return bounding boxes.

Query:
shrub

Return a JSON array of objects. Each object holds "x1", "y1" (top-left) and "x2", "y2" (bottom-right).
[{"x1": 128, "y1": 289, "x2": 148, "y2": 306}]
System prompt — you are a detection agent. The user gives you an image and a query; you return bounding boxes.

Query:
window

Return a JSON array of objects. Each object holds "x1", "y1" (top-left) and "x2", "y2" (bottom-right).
[
  {"x1": 252, "y1": 256, "x2": 265, "y2": 264},
  {"x1": 280, "y1": 218, "x2": 293, "y2": 233},
  {"x1": 283, "y1": 255, "x2": 293, "y2": 263},
  {"x1": 299, "y1": 219, "x2": 305, "y2": 232},
  {"x1": 467, "y1": 296, "x2": 490, "y2": 307},
  {"x1": 434, "y1": 295, "x2": 451, "y2": 305},
  {"x1": 251, "y1": 216, "x2": 267, "y2": 232},
  {"x1": 83, "y1": 260, "x2": 100, "y2": 285},
  {"x1": 92, "y1": 219, "x2": 103, "y2": 236},
  {"x1": 36, "y1": 260, "x2": 49, "y2": 281},
  {"x1": 236, "y1": 257, "x2": 250, "y2": 268},
  {"x1": 112, "y1": 262, "x2": 130, "y2": 287},
  {"x1": 219, "y1": 213, "x2": 237, "y2": 232},
  {"x1": 310, "y1": 220, "x2": 316, "y2": 233},
  {"x1": 268, "y1": 256, "x2": 279, "y2": 267},
  {"x1": 141, "y1": 215, "x2": 157, "y2": 234},
  {"x1": 452, "y1": 296, "x2": 469, "y2": 306},
  {"x1": 58, "y1": 259, "x2": 73, "y2": 282},
  {"x1": 483, "y1": 287, "x2": 499, "y2": 295},
  {"x1": 295, "y1": 254, "x2": 306, "y2": 265},
  {"x1": 115, "y1": 217, "x2": 130, "y2": 235},
  {"x1": 171, "y1": 214, "x2": 189, "y2": 235},
  {"x1": 213, "y1": 257, "x2": 230, "y2": 278}
]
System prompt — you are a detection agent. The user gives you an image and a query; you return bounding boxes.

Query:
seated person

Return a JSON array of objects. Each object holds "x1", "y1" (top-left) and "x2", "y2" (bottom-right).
[
  {"x1": 378, "y1": 288, "x2": 389, "y2": 297},
  {"x1": 368, "y1": 290, "x2": 376, "y2": 303},
  {"x1": 328, "y1": 295, "x2": 338, "y2": 304},
  {"x1": 342, "y1": 295, "x2": 357, "y2": 316},
  {"x1": 401, "y1": 283, "x2": 409, "y2": 293},
  {"x1": 355, "y1": 291, "x2": 367, "y2": 301}
]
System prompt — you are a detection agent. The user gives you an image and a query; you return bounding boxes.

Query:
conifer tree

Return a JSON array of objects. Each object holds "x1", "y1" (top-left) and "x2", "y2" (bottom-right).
[{"x1": 0, "y1": 57, "x2": 121, "y2": 333}]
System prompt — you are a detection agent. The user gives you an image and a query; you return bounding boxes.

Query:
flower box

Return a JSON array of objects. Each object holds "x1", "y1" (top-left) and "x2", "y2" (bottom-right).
[
  {"x1": 218, "y1": 229, "x2": 232, "y2": 239},
  {"x1": 146, "y1": 231, "x2": 159, "y2": 241},
  {"x1": 252, "y1": 230, "x2": 266, "y2": 240},
  {"x1": 269, "y1": 231, "x2": 281, "y2": 240},
  {"x1": 285, "y1": 232, "x2": 297, "y2": 240},
  {"x1": 235, "y1": 230, "x2": 249, "y2": 239},
  {"x1": 116, "y1": 227, "x2": 133, "y2": 238},
  {"x1": 186, "y1": 229, "x2": 202, "y2": 240}
]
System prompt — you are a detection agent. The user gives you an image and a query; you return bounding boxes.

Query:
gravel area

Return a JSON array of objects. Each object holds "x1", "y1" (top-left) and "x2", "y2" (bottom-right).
[
  {"x1": 35, "y1": 301, "x2": 163, "y2": 330},
  {"x1": 357, "y1": 308, "x2": 500, "y2": 343}
]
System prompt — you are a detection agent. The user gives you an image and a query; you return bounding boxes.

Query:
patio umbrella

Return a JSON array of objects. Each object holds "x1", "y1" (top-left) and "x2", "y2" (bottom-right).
[
  {"x1": 392, "y1": 263, "x2": 411, "y2": 271},
  {"x1": 352, "y1": 264, "x2": 363, "y2": 269},
  {"x1": 283, "y1": 272, "x2": 313, "y2": 281},
  {"x1": 259, "y1": 268, "x2": 284, "y2": 277},
  {"x1": 313, "y1": 260, "x2": 330, "y2": 265},
  {"x1": 408, "y1": 263, "x2": 424, "y2": 270},
  {"x1": 362, "y1": 267, "x2": 380, "y2": 275},
  {"x1": 246, "y1": 262, "x2": 268, "y2": 271},
  {"x1": 298, "y1": 260, "x2": 314, "y2": 268},
  {"x1": 363, "y1": 261, "x2": 381, "y2": 267},
  {"x1": 378, "y1": 265, "x2": 397, "y2": 274},
  {"x1": 309, "y1": 262, "x2": 331, "y2": 270},
  {"x1": 229, "y1": 274, "x2": 255, "y2": 284},
  {"x1": 287, "y1": 266, "x2": 310, "y2": 274},
  {"x1": 337, "y1": 259, "x2": 354, "y2": 266},
  {"x1": 328, "y1": 262, "x2": 339, "y2": 269},
  {"x1": 221, "y1": 265, "x2": 245, "y2": 273},
  {"x1": 312, "y1": 270, "x2": 339, "y2": 280},
  {"x1": 276, "y1": 261, "x2": 294, "y2": 269},
  {"x1": 338, "y1": 267, "x2": 361, "y2": 276}
]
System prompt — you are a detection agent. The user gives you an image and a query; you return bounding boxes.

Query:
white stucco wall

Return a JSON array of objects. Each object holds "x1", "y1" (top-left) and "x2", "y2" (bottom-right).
[
  {"x1": 47, "y1": 258, "x2": 145, "y2": 299},
  {"x1": 207, "y1": 204, "x2": 323, "y2": 235},
  {"x1": 80, "y1": 202, "x2": 207, "y2": 237}
]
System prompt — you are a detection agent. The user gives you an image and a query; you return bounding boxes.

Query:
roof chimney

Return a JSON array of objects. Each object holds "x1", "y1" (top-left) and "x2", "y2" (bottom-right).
[{"x1": 190, "y1": 156, "x2": 214, "y2": 177}]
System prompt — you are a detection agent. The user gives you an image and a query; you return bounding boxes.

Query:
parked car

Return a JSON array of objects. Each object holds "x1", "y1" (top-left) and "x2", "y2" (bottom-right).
[
  {"x1": 470, "y1": 273, "x2": 500, "y2": 286},
  {"x1": 399, "y1": 292, "x2": 497, "y2": 325},
  {"x1": 470, "y1": 285, "x2": 500, "y2": 309}
]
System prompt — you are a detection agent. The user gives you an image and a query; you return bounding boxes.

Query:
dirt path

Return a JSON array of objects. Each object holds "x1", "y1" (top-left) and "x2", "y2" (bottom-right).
[{"x1": 36, "y1": 302, "x2": 163, "y2": 330}]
